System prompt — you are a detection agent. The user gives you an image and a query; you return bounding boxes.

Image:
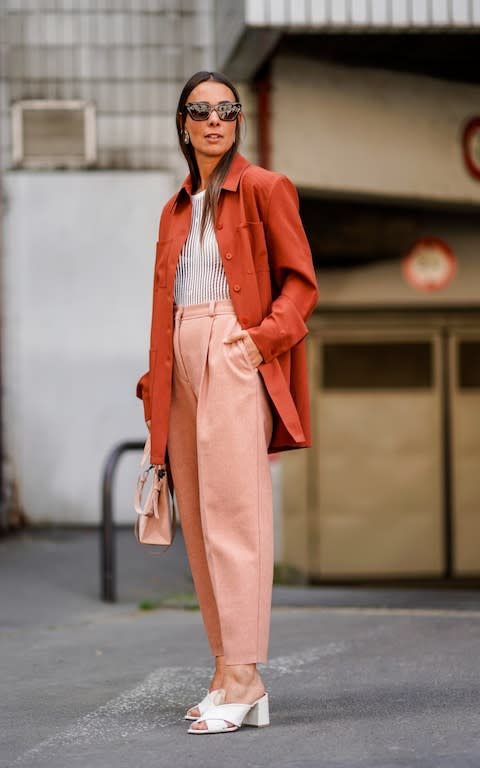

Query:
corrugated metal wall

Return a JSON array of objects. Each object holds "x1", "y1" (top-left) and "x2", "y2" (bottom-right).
[
  {"x1": 0, "y1": 1, "x2": 214, "y2": 172},
  {"x1": 216, "y1": 0, "x2": 479, "y2": 79},
  {"x1": 243, "y1": 0, "x2": 480, "y2": 27}
]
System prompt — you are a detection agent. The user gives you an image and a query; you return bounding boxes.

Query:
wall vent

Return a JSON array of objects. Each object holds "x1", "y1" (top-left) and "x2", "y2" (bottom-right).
[{"x1": 11, "y1": 100, "x2": 96, "y2": 169}]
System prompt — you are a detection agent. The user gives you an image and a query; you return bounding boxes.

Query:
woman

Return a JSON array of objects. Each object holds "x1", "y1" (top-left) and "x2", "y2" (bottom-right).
[{"x1": 136, "y1": 71, "x2": 318, "y2": 734}]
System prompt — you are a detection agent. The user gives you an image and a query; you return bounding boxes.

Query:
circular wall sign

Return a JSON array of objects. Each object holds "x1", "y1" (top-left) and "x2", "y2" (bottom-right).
[
  {"x1": 462, "y1": 117, "x2": 480, "y2": 180},
  {"x1": 402, "y1": 238, "x2": 457, "y2": 292}
]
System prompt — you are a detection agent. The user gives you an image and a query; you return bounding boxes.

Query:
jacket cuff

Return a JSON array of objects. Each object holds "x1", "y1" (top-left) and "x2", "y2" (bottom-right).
[
  {"x1": 247, "y1": 295, "x2": 309, "y2": 363},
  {"x1": 136, "y1": 372, "x2": 151, "y2": 422}
]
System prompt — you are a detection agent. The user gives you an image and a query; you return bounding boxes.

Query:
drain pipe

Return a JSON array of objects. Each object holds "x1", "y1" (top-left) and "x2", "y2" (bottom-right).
[
  {"x1": 255, "y1": 62, "x2": 271, "y2": 170},
  {"x1": 0, "y1": 78, "x2": 4, "y2": 532}
]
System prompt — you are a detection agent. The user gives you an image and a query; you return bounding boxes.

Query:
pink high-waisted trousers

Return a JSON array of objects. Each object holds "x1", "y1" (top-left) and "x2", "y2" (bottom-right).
[{"x1": 167, "y1": 299, "x2": 273, "y2": 664}]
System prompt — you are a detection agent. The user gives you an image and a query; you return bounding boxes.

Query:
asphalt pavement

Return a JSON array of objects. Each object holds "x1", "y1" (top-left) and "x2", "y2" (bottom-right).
[{"x1": 1, "y1": 527, "x2": 480, "y2": 768}]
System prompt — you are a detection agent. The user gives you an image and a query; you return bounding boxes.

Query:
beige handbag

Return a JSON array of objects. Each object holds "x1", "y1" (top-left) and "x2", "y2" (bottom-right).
[{"x1": 134, "y1": 435, "x2": 175, "y2": 548}]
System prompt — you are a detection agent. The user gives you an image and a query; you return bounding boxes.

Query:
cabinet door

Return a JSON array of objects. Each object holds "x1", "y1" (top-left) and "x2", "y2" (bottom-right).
[
  {"x1": 450, "y1": 332, "x2": 480, "y2": 576},
  {"x1": 315, "y1": 330, "x2": 443, "y2": 578}
]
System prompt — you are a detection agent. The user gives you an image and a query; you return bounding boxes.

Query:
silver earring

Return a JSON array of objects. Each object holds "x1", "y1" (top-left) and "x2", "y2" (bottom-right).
[{"x1": 184, "y1": 130, "x2": 190, "y2": 144}]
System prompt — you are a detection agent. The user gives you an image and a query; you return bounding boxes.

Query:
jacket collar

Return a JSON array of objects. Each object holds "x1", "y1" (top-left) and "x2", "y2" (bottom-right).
[{"x1": 168, "y1": 153, "x2": 250, "y2": 212}]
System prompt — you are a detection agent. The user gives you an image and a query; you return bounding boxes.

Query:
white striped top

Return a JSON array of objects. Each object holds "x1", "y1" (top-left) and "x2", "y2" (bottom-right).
[{"x1": 174, "y1": 190, "x2": 230, "y2": 305}]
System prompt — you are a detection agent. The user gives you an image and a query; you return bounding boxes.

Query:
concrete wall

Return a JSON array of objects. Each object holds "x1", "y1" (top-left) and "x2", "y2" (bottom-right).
[
  {"x1": 271, "y1": 55, "x2": 480, "y2": 576},
  {"x1": 316, "y1": 221, "x2": 480, "y2": 307},
  {"x1": 272, "y1": 56, "x2": 480, "y2": 207},
  {"x1": 3, "y1": 171, "x2": 173, "y2": 524}
]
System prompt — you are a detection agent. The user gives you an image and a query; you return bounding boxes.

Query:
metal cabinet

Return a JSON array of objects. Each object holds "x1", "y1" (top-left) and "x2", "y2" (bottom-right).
[
  {"x1": 282, "y1": 314, "x2": 480, "y2": 580},
  {"x1": 450, "y1": 331, "x2": 480, "y2": 575},
  {"x1": 313, "y1": 328, "x2": 443, "y2": 578}
]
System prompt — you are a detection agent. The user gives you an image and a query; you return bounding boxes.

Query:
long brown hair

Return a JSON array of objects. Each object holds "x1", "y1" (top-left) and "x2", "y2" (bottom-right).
[{"x1": 176, "y1": 71, "x2": 242, "y2": 238}]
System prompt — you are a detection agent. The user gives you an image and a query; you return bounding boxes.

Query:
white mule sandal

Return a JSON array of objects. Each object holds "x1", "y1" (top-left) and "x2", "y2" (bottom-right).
[
  {"x1": 184, "y1": 689, "x2": 222, "y2": 721},
  {"x1": 187, "y1": 692, "x2": 270, "y2": 734}
]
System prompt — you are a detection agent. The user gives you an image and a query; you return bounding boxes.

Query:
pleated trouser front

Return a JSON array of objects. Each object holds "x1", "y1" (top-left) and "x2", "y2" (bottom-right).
[{"x1": 167, "y1": 299, "x2": 273, "y2": 664}]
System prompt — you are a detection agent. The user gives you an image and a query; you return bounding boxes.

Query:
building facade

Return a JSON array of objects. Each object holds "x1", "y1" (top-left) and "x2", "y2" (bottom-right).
[
  {"x1": 216, "y1": 0, "x2": 480, "y2": 581},
  {"x1": 1, "y1": 1, "x2": 480, "y2": 582},
  {"x1": 0, "y1": 1, "x2": 221, "y2": 529}
]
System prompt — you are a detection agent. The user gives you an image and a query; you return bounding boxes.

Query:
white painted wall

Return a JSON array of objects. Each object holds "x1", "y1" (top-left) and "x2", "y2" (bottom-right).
[
  {"x1": 3, "y1": 171, "x2": 174, "y2": 524},
  {"x1": 272, "y1": 56, "x2": 480, "y2": 207},
  {"x1": 0, "y1": 99, "x2": 257, "y2": 527}
]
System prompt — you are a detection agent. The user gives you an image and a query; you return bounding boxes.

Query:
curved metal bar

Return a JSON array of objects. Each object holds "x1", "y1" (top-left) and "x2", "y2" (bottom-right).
[{"x1": 101, "y1": 440, "x2": 144, "y2": 602}]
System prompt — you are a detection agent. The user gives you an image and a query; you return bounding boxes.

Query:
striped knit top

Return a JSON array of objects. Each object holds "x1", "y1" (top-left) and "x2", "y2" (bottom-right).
[{"x1": 174, "y1": 190, "x2": 230, "y2": 305}]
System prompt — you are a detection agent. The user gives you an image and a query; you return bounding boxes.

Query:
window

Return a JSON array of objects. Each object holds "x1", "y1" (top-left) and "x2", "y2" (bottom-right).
[
  {"x1": 11, "y1": 100, "x2": 96, "y2": 169},
  {"x1": 458, "y1": 341, "x2": 480, "y2": 389},
  {"x1": 321, "y1": 341, "x2": 433, "y2": 389}
]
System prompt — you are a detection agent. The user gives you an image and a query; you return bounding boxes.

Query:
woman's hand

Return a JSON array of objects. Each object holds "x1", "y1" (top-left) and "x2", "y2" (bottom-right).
[{"x1": 223, "y1": 331, "x2": 263, "y2": 368}]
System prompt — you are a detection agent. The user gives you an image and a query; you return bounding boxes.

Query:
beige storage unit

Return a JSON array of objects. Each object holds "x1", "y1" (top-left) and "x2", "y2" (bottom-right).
[
  {"x1": 312, "y1": 327, "x2": 444, "y2": 578},
  {"x1": 281, "y1": 313, "x2": 480, "y2": 581},
  {"x1": 450, "y1": 330, "x2": 480, "y2": 575}
]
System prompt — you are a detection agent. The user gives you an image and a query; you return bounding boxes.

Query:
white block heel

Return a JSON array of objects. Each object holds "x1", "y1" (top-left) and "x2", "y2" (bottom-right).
[
  {"x1": 243, "y1": 693, "x2": 270, "y2": 727},
  {"x1": 188, "y1": 692, "x2": 270, "y2": 734}
]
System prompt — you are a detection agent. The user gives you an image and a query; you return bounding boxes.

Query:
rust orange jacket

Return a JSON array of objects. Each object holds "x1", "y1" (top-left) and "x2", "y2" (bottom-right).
[{"x1": 136, "y1": 153, "x2": 319, "y2": 464}]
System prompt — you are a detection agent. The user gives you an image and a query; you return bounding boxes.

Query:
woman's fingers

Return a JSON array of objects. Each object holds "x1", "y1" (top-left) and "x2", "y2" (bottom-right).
[
  {"x1": 223, "y1": 331, "x2": 247, "y2": 344},
  {"x1": 224, "y1": 331, "x2": 263, "y2": 367},
  {"x1": 242, "y1": 333, "x2": 263, "y2": 367}
]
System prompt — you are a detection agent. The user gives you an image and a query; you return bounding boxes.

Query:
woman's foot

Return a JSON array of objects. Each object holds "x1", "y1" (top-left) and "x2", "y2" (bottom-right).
[
  {"x1": 186, "y1": 655, "x2": 226, "y2": 720},
  {"x1": 189, "y1": 664, "x2": 265, "y2": 731},
  {"x1": 184, "y1": 688, "x2": 222, "y2": 720},
  {"x1": 187, "y1": 692, "x2": 269, "y2": 734}
]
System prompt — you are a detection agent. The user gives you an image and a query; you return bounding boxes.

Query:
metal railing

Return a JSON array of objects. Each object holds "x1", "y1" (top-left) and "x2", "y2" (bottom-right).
[{"x1": 101, "y1": 439, "x2": 144, "y2": 602}]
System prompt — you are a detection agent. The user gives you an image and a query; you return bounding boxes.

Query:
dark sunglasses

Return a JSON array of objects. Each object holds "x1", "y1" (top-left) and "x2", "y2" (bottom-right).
[{"x1": 185, "y1": 101, "x2": 242, "y2": 122}]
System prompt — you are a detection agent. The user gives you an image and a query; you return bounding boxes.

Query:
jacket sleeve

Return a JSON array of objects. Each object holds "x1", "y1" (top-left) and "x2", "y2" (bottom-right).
[
  {"x1": 136, "y1": 261, "x2": 155, "y2": 422},
  {"x1": 136, "y1": 370, "x2": 151, "y2": 422},
  {"x1": 135, "y1": 205, "x2": 169, "y2": 421},
  {"x1": 247, "y1": 175, "x2": 319, "y2": 363}
]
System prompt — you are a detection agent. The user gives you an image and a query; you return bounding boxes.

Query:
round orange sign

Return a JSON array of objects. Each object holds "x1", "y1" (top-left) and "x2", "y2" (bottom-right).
[
  {"x1": 402, "y1": 238, "x2": 456, "y2": 292},
  {"x1": 463, "y1": 117, "x2": 480, "y2": 180}
]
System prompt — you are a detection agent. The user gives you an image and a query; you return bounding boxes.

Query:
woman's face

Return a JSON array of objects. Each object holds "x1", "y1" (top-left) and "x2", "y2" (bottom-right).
[{"x1": 184, "y1": 80, "x2": 240, "y2": 163}]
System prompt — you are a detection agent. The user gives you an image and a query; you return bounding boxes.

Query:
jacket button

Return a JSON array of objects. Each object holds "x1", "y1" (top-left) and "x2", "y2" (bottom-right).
[
  {"x1": 225, "y1": 252, "x2": 232, "y2": 260},
  {"x1": 217, "y1": 222, "x2": 223, "y2": 230},
  {"x1": 233, "y1": 284, "x2": 241, "y2": 292}
]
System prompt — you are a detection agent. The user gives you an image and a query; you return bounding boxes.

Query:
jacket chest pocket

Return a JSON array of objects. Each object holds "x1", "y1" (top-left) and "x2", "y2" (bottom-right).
[
  {"x1": 154, "y1": 239, "x2": 171, "y2": 288},
  {"x1": 236, "y1": 221, "x2": 269, "y2": 273}
]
